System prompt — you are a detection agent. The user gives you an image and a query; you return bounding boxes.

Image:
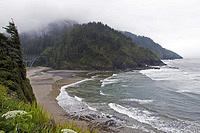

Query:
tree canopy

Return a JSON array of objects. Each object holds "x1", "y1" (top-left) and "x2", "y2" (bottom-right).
[{"x1": 22, "y1": 22, "x2": 164, "y2": 70}]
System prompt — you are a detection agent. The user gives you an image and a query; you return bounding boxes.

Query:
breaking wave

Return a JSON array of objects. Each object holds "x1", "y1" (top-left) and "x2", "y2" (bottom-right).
[
  {"x1": 100, "y1": 74, "x2": 118, "y2": 87},
  {"x1": 122, "y1": 98, "x2": 153, "y2": 104},
  {"x1": 56, "y1": 78, "x2": 97, "y2": 114},
  {"x1": 108, "y1": 103, "x2": 200, "y2": 133}
]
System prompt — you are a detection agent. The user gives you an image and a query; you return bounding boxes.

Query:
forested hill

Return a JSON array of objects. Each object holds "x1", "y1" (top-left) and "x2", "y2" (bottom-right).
[
  {"x1": 123, "y1": 32, "x2": 182, "y2": 60},
  {"x1": 0, "y1": 21, "x2": 35, "y2": 103},
  {"x1": 21, "y1": 22, "x2": 164, "y2": 70}
]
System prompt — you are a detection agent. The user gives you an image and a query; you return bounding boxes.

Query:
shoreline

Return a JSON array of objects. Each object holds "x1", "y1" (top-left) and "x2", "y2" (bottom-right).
[{"x1": 27, "y1": 67, "x2": 115, "y2": 133}]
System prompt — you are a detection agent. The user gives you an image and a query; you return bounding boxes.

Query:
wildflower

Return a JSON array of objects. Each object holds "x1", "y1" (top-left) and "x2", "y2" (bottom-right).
[
  {"x1": 61, "y1": 129, "x2": 77, "y2": 133},
  {"x1": 2, "y1": 110, "x2": 27, "y2": 119}
]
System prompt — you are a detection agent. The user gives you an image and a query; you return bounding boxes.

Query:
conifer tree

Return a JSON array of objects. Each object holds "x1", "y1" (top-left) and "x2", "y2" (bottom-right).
[{"x1": 0, "y1": 21, "x2": 35, "y2": 103}]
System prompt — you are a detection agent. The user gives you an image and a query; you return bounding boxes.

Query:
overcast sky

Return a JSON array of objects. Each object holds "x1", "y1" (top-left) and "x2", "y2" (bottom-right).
[{"x1": 1, "y1": 0, "x2": 200, "y2": 58}]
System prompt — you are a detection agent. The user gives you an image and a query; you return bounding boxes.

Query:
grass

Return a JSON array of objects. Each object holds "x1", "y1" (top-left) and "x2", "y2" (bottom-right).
[{"x1": 0, "y1": 85, "x2": 97, "y2": 133}]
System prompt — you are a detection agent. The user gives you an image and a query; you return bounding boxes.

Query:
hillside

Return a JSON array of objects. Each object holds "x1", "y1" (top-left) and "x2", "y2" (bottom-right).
[
  {"x1": 22, "y1": 22, "x2": 164, "y2": 70},
  {"x1": 123, "y1": 32, "x2": 183, "y2": 59}
]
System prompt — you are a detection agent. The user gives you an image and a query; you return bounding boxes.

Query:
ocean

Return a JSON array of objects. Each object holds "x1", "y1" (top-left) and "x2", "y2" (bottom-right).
[{"x1": 57, "y1": 58, "x2": 200, "y2": 133}]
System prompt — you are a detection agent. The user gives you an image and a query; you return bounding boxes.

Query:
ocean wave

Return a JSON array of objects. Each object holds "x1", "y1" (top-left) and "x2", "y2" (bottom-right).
[
  {"x1": 108, "y1": 103, "x2": 153, "y2": 124},
  {"x1": 100, "y1": 90, "x2": 109, "y2": 96},
  {"x1": 56, "y1": 78, "x2": 92, "y2": 101},
  {"x1": 56, "y1": 78, "x2": 97, "y2": 114},
  {"x1": 140, "y1": 66, "x2": 200, "y2": 94},
  {"x1": 74, "y1": 96, "x2": 83, "y2": 102},
  {"x1": 140, "y1": 61, "x2": 200, "y2": 83},
  {"x1": 100, "y1": 74, "x2": 118, "y2": 87},
  {"x1": 87, "y1": 105, "x2": 97, "y2": 111},
  {"x1": 140, "y1": 67, "x2": 181, "y2": 81},
  {"x1": 121, "y1": 84, "x2": 128, "y2": 87},
  {"x1": 122, "y1": 98, "x2": 153, "y2": 104},
  {"x1": 176, "y1": 90, "x2": 192, "y2": 93},
  {"x1": 91, "y1": 75, "x2": 99, "y2": 79},
  {"x1": 108, "y1": 103, "x2": 200, "y2": 133}
]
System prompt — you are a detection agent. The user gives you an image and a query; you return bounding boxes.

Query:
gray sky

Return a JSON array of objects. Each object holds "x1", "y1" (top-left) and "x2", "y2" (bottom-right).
[{"x1": 1, "y1": 0, "x2": 200, "y2": 58}]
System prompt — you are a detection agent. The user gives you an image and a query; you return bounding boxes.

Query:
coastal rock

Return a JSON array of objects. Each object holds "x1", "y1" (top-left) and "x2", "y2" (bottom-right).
[{"x1": 104, "y1": 120, "x2": 117, "y2": 127}]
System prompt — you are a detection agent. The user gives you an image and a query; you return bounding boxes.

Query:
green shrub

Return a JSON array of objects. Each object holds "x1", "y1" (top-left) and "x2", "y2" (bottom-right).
[{"x1": 0, "y1": 86, "x2": 94, "y2": 133}]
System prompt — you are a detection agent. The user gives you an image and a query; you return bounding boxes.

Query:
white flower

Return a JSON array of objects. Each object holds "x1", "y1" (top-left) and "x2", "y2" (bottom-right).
[
  {"x1": 2, "y1": 110, "x2": 27, "y2": 119},
  {"x1": 61, "y1": 129, "x2": 77, "y2": 133}
]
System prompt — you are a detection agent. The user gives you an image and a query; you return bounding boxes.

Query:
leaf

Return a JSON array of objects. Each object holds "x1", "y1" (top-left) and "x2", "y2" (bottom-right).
[{"x1": 22, "y1": 123, "x2": 29, "y2": 131}]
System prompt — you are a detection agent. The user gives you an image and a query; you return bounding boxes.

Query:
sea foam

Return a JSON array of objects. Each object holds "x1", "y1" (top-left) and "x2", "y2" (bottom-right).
[
  {"x1": 56, "y1": 78, "x2": 97, "y2": 114},
  {"x1": 140, "y1": 67, "x2": 181, "y2": 81},
  {"x1": 140, "y1": 63, "x2": 200, "y2": 94},
  {"x1": 100, "y1": 90, "x2": 109, "y2": 96},
  {"x1": 122, "y1": 98, "x2": 153, "y2": 104},
  {"x1": 74, "y1": 96, "x2": 83, "y2": 102},
  {"x1": 108, "y1": 103, "x2": 200, "y2": 133},
  {"x1": 108, "y1": 103, "x2": 153, "y2": 124},
  {"x1": 100, "y1": 74, "x2": 118, "y2": 87}
]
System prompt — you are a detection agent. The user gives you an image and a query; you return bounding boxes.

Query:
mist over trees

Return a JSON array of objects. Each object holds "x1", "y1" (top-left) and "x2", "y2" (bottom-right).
[
  {"x1": 21, "y1": 20, "x2": 76, "y2": 56},
  {"x1": 21, "y1": 21, "x2": 163, "y2": 70}
]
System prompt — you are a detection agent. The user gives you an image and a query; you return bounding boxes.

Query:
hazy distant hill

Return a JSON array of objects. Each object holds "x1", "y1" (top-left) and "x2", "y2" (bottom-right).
[
  {"x1": 123, "y1": 32, "x2": 182, "y2": 59},
  {"x1": 21, "y1": 21, "x2": 164, "y2": 70}
]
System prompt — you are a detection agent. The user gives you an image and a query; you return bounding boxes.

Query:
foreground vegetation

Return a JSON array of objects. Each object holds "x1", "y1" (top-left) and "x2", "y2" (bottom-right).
[
  {"x1": 0, "y1": 85, "x2": 93, "y2": 133},
  {"x1": 0, "y1": 21, "x2": 93, "y2": 133}
]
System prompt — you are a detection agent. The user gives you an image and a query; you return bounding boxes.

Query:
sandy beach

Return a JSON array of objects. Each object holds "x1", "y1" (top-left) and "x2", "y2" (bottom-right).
[
  {"x1": 27, "y1": 67, "x2": 114, "y2": 133},
  {"x1": 27, "y1": 67, "x2": 88, "y2": 123}
]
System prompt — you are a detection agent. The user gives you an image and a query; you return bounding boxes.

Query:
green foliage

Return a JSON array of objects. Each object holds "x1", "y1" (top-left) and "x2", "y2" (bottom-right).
[
  {"x1": 0, "y1": 22, "x2": 93, "y2": 133},
  {"x1": 124, "y1": 32, "x2": 183, "y2": 59},
  {"x1": 0, "y1": 21, "x2": 35, "y2": 103},
  {"x1": 0, "y1": 86, "x2": 93, "y2": 133},
  {"x1": 22, "y1": 22, "x2": 163, "y2": 70}
]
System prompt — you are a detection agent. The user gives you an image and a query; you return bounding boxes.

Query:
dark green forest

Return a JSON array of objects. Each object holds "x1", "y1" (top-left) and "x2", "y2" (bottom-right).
[
  {"x1": 123, "y1": 32, "x2": 182, "y2": 59},
  {"x1": 22, "y1": 22, "x2": 163, "y2": 70}
]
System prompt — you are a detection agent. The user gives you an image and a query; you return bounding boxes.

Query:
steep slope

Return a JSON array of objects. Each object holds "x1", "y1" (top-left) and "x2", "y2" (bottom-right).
[
  {"x1": 123, "y1": 32, "x2": 183, "y2": 59},
  {"x1": 0, "y1": 21, "x2": 35, "y2": 103},
  {"x1": 22, "y1": 22, "x2": 164, "y2": 70}
]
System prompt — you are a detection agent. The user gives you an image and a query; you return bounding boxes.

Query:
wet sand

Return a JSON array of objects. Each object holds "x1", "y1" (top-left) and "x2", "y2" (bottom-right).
[{"x1": 27, "y1": 67, "x2": 113, "y2": 133}]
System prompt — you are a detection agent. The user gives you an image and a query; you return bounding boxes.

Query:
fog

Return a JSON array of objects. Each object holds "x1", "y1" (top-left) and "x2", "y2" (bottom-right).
[{"x1": 1, "y1": 0, "x2": 200, "y2": 58}]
